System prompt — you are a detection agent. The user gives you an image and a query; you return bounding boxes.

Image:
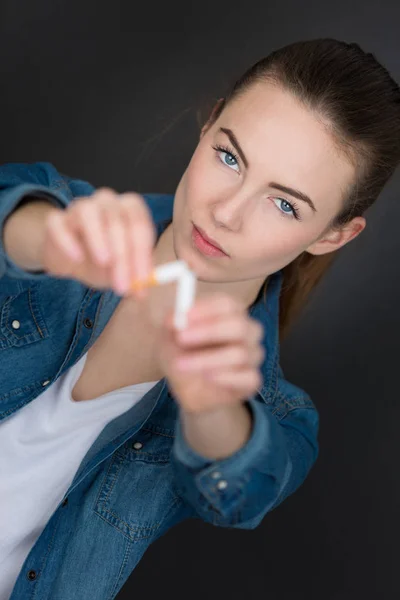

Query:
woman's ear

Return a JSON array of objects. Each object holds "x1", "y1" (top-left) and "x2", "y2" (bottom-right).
[
  {"x1": 200, "y1": 98, "x2": 225, "y2": 139},
  {"x1": 306, "y1": 216, "x2": 366, "y2": 255}
]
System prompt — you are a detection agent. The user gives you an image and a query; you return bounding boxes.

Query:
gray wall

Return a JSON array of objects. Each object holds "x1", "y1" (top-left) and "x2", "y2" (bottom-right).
[{"x1": 2, "y1": 2, "x2": 400, "y2": 598}]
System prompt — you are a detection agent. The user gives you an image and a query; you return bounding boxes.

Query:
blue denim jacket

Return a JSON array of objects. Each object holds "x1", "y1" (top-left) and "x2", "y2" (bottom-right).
[{"x1": 0, "y1": 162, "x2": 319, "y2": 600}]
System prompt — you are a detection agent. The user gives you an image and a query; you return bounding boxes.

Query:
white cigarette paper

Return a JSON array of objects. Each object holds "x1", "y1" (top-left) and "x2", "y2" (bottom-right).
[
  {"x1": 174, "y1": 268, "x2": 197, "y2": 330},
  {"x1": 148, "y1": 260, "x2": 197, "y2": 331},
  {"x1": 154, "y1": 260, "x2": 188, "y2": 284}
]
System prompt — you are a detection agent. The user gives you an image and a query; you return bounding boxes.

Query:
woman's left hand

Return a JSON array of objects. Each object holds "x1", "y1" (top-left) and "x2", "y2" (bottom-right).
[{"x1": 157, "y1": 293, "x2": 265, "y2": 414}]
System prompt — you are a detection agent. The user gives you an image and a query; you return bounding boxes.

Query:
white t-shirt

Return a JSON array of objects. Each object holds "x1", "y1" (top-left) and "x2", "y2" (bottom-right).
[{"x1": 0, "y1": 352, "x2": 160, "y2": 600}]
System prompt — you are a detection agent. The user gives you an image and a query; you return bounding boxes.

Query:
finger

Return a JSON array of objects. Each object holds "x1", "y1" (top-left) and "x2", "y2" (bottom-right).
[
  {"x1": 177, "y1": 316, "x2": 263, "y2": 347},
  {"x1": 177, "y1": 316, "x2": 248, "y2": 346},
  {"x1": 176, "y1": 343, "x2": 264, "y2": 371},
  {"x1": 204, "y1": 367, "x2": 263, "y2": 394},
  {"x1": 104, "y1": 205, "x2": 131, "y2": 294},
  {"x1": 68, "y1": 199, "x2": 111, "y2": 267},
  {"x1": 250, "y1": 320, "x2": 264, "y2": 343},
  {"x1": 119, "y1": 193, "x2": 156, "y2": 282},
  {"x1": 176, "y1": 344, "x2": 250, "y2": 372},
  {"x1": 45, "y1": 210, "x2": 85, "y2": 262},
  {"x1": 119, "y1": 198, "x2": 154, "y2": 299},
  {"x1": 187, "y1": 293, "x2": 243, "y2": 324}
]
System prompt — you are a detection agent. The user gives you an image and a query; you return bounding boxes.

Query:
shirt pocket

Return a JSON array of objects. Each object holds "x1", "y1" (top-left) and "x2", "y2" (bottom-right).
[
  {"x1": 0, "y1": 285, "x2": 50, "y2": 350},
  {"x1": 94, "y1": 427, "x2": 181, "y2": 542}
]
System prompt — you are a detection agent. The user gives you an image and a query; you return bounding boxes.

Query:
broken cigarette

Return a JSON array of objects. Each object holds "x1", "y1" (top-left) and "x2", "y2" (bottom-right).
[
  {"x1": 129, "y1": 260, "x2": 197, "y2": 330},
  {"x1": 129, "y1": 260, "x2": 188, "y2": 292}
]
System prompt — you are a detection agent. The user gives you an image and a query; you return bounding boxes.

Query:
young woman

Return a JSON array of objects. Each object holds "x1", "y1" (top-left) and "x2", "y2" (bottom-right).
[{"x1": 1, "y1": 38, "x2": 399, "y2": 600}]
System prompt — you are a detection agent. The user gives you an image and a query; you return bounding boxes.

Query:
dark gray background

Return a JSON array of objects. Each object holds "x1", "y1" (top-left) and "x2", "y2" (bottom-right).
[{"x1": 2, "y1": 2, "x2": 399, "y2": 599}]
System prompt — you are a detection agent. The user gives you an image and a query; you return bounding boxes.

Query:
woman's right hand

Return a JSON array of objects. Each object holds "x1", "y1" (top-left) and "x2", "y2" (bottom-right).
[{"x1": 41, "y1": 188, "x2": 156, "y2": 297}]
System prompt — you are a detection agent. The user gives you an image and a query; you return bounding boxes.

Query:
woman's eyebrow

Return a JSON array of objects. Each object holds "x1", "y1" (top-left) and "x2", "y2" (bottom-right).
[
  {"x1": 269, "y1": 182, "x2": 317, "y2": 212},
  {"x1": 219, "y1": 127, "x2": 249, "y2": 169},
  {"x1": 219, "y1": 126, "x2": 317, "y2": 212}
]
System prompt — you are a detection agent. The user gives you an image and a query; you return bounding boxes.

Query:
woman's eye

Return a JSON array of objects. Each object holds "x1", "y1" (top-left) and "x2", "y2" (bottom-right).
[
  {"x1": 220, "y1": 151, "x2": 239, "y2": 172},
  {"x1": 213, "y1": 145, "x2": 240, "y2": 172},
  {"x1": 221, "y1": 152, "x2": 238, "y2": 170},
  {"x1": 272, "y1": 197, "x2": 298, "y2": 218}
]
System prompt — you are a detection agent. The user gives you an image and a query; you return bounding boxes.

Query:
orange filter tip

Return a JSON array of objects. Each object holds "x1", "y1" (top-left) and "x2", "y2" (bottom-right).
[{"x1": 129, "y1": 271, "x2": 158, "y2": 292}]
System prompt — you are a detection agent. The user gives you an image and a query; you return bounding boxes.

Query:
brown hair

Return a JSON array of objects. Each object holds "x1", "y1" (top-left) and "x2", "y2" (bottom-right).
[{"x1": 200, "y1": 39, "x2": 400, "y2": 339}]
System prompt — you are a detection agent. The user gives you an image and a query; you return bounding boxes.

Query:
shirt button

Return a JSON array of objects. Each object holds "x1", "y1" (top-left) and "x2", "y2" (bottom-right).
[
  {"x1": 84, "y1": 318, "x2": 93, "y2": 329},
  {"x1": 216, "y1": 480, "x2": 228, "y2": 491},
  {"x1": 211, "y1": 471, "x2": 222, "y2": 480},
  {"x1": 12, "y1": 320, "x2": 21, "y2": 329},
  {"x1": 42, "y1": 380, "x2": 50, "y2": 387},
  {"x1": 62, "y1": 497, "x2": 68, "y2": 507},
  {"x1": 133, "y1": 442, "x2": 143, "y2": 450},
  {"x1": 27, "y1": 570, "x2": 37, "y2": 581}
]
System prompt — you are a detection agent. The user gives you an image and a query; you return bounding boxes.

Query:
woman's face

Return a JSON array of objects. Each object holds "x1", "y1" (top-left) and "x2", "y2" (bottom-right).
[{"x1": 171, "y1": 82, "x2": 364, "y2": 289}]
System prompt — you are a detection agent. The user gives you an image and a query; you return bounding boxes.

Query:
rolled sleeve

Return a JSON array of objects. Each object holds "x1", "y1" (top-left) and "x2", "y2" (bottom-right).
[
  {"x1": 172, "y1": 395, "x2": 318, "y2": 528},
  {"x1": 0, "y1": 162, "x2": 95, "y2": 280}
]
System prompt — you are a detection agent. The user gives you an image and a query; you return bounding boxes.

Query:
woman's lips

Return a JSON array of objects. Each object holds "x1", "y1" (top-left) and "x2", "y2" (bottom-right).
[{"x1": 191, "y1": 224, "x2": 229, "y2": 258}]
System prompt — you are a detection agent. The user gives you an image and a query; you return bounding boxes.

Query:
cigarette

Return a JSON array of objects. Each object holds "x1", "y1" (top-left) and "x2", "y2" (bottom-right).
[
  {"x1": 174, "y1": 268, "x2": 197, "y2": 330},
  {"x1": 154, "y1": 260, "x2": 188, "y2": 284},
  {"x1": 129, "y1": 260, "x2": 188, "y2": 292},
  {"x1": 129, "y1": 259, "x2": 197, "y2": 331}
]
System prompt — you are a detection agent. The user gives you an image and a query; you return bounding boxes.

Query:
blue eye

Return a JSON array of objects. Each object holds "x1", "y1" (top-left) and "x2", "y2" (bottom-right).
[
  {"x1": 223, "y1": 153, "x2": 237, "y2": 167},
  {"x1": 271, "y1": 197, "x2": 301, "y2": 220},
  {"x1": 213, "y1": 144, "x2": 240, "y2": 172},
  {"x1": 278, "y1": 199, "x2": 293, "y2": 213}
]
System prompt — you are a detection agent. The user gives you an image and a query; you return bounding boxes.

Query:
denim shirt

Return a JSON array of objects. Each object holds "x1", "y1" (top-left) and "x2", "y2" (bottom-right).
[{"x1": 0, "y1": 162, "x2": 319, "y2": 600}]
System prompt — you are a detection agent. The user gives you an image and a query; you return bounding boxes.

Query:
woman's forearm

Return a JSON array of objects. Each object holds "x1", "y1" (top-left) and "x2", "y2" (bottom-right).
[
  {"x1": 3, "y1": 199, "x2": 57, "y2": 270},
  {"x1": 180, "y1": 402, "x2": 253, "y2": 461}
]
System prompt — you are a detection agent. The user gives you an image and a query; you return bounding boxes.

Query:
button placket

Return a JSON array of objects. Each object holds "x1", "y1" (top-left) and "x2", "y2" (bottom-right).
[{"x1": 83, "y1": 318, "x2": 93, "y2": 329}]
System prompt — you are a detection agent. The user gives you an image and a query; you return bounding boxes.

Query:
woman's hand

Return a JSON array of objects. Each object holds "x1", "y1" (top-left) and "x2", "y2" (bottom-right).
[
  {"x1": 157, "y1": 293, "x2": 265, "y2": 414},
  {"x1": 41, "y1": 188, "x2": 156, "y2": 297}
]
